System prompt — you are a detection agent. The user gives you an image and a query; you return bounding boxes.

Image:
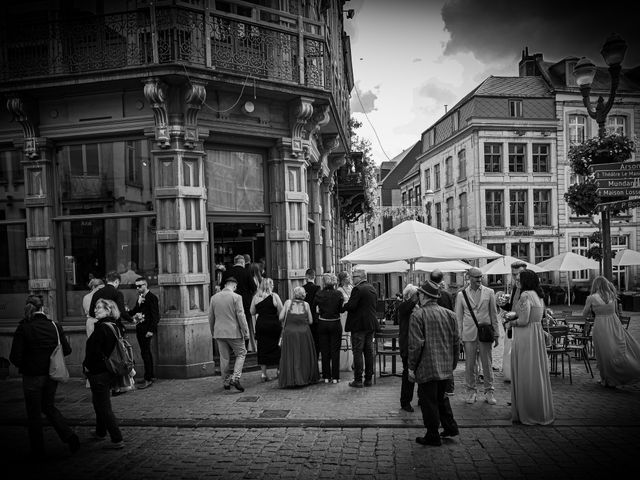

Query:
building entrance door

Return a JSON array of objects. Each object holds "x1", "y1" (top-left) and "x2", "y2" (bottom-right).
[{"x1": 208, "y1": 220, "x2": 267, "y2": 291}]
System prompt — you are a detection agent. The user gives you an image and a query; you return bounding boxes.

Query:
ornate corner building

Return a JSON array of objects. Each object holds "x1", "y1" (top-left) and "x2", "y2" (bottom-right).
[{"x1": 0, "y1": 0, "x2": 357, "y2": 377}]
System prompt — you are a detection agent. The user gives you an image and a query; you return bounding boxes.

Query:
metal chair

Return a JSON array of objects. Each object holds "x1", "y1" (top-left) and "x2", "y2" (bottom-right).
[
  {"x1": 546, "y1": 325, "x2": 573, "y2": 384},
  {"x1": 620, "y1": 315, "x2": 631, "y2": 329},
  {"x1": 374, "y1": 326, "x2": 402, "y2": 381},
  {"x1": 566, "y1": 321, "x2": 594, "y2": 377}
]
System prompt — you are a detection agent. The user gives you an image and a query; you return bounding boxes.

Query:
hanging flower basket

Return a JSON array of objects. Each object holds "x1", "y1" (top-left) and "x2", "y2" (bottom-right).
[{"x1": 565, "y1": 134, "x2": 636, "y2": 214}]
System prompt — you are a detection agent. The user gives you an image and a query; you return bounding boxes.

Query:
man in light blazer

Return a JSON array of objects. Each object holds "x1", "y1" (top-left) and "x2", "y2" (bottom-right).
[
  {"x1": 455, "y1": 267, "x2": 499, "y2": 405},
  {"x1": 209, "y1": 277, "x2": 249, "y2": 392}
]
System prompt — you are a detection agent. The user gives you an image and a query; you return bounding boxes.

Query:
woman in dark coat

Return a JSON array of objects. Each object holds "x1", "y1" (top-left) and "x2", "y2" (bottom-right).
[
  {"x1": 83, "y1": 298, "x2": 125, "y2": 449},
  {"x1": 10, "y1": 295, "x2": 79, "y2": 458}
]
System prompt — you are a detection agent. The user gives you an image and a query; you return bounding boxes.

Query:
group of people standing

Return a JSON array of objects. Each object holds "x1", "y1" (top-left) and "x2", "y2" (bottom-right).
[{"x1": 208, "y1": 256, "x2": 382, "y2": 391}]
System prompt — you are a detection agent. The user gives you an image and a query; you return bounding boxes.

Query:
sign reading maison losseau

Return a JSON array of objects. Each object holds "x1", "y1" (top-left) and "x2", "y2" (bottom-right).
[{"x1": 590, "y1": 161, "x2": 640, "y2": 211}]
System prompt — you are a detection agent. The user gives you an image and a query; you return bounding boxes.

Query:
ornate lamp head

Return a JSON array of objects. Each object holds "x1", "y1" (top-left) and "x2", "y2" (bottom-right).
[{"x1": 601, "y1": 33, "x2": 627, "y2": 66}]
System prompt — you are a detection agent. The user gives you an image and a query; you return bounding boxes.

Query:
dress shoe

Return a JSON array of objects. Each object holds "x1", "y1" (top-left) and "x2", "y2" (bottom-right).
[
  {"x1": 91, "y1": 432, "x2": 106, "y2": 442},
  {"x1": 363, "y1": 379, "x2": 373, "y2": 387},
  {"x1": 111, "y1": 390, "x2": 126, "y2": 397},
  {"x1": 348, "y1": 380, "x2": 363, "y2": 388},
  {"x1": 465, "y1": 392, "x2": 477, "y2": 404},
  {"x1": 415, "y1": 435, "x2": 442, "y2": 446},
  {"x1": 440, "y1": 429, "x2": 459, "y2": 438},
  {"x1": 400, "y1": 404, "x2": 414, "y2": 413},
  {"x1": 485, "y1": 391, "x2": 497, "y2": 405},
  {"x1": 102, "y1": 441, "x2": 124, "y2": 450},
  {"x1": 230, "y1": 379, "x2": 245, "y2": 392},
  {"x1": 223, "y1": 383, "x2": 231, "y2": 390},
  {"x1": 138, "y1": 380, "x2": 153, "y2": 390}
]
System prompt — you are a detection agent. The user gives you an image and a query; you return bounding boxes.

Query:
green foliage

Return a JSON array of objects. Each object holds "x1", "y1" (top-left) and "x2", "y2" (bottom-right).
[
  {"x1": 564, "y1": 134, "x2": 636, "y2": 216},
  {"x1": 349, "y1": 117, "x2": 379, "y2": 222}
]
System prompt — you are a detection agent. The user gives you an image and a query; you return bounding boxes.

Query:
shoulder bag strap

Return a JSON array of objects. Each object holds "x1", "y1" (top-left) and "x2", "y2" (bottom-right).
[
  {"x1": 51, "y1": 321, "x2": 61, "y2": 346},
  {"x1": 462, "y1": 290, "x2": 480, "y2": 329},
  {"x1": 104, "y1": 321, "x2": 121, "y2": 339}
]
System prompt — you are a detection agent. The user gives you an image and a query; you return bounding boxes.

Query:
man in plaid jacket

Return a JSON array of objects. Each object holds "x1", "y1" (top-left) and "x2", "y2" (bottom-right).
[{"x1": 408, "y1": 280, "x2": 460, "y2": 447}]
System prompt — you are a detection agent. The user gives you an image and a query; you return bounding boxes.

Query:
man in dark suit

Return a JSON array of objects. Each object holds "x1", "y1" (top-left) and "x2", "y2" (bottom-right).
[
  {"x1": 343, "y1": 268, "x2": 378, "y2": 388},
  {"x1": 221, "y1": 255, "x2": 257, "y2": 351},
  {"x1": 303, "y1": 268, "x2": 321, "y2": 359},
  {"x1": 89, "y1": 271, "x2": 132, "y2": 326},
  {"x1": 128, "y1": 276, "x2": 160, "y2": 389}
]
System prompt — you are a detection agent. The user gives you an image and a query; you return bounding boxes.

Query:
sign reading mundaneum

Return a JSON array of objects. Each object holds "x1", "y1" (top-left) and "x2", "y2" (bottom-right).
[{"x1": 591, "y1": 161, "x2": 640, "y2": 212}]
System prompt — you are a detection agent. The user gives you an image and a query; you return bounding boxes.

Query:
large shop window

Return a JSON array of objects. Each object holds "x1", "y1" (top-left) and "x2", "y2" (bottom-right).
[
  {"x1": 61, "y1": 215, "x2": 158, "y2": 318},
  {"x1": 206, "y1": 150, "x2": 265, "y2": 212},
  {"x1": 0, "y1": 220, "x2": 28, "y2": 321},
  {"x1": 57, "y1": 140, "x2": 154, "y2": 215}
]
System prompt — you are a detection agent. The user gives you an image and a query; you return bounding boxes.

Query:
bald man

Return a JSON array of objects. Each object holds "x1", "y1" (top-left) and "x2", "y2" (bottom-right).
[{"x1": 455, "y1": 268, "x2": 499, "y2": 405}]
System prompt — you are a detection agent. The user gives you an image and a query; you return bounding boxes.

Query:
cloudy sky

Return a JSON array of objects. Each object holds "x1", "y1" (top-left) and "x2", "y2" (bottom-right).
[{"x1": 344, "y1": 0, "x2": 639, "y2": 164}]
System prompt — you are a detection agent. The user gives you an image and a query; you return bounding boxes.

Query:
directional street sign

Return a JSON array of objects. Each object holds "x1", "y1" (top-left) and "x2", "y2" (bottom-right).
[
  {"x1": 595, "y1": 178, "x2": 640, "y2": 189},
  {"x1": 594, "y1": 169, "x2": 640, "y2": 180},
  {"x1": 590, "y1": 161, "x2": 640, "y2": 172},
  {"x1": 597, "y1": 198, "x2": 640, "y2": 212},
  {"x1": 596, "y1": 187, "x2": 640, "y2": 197}
]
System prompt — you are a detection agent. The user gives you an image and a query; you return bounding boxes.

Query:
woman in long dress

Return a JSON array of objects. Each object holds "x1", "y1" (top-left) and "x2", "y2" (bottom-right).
[
  {"x1": 278, "y1": 286, "x2": 319, "y2": 388},
  {"x1": 250, "y1": 277, "x2": 283, "y2": 382},
  {"x1": 506, "y1": 269, "x2": 554, "y2": 425},
  {"x1": 583, "y1": 276, "x2": 640, "y2": 387},
  {"x1": 337, "y1": 271, "x2": 354, "y2": 372}
]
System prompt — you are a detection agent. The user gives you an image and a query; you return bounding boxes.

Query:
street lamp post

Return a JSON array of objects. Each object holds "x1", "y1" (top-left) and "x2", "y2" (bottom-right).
[{"x1": 573, "y1": 33, "x2": 628, "y2": 282}]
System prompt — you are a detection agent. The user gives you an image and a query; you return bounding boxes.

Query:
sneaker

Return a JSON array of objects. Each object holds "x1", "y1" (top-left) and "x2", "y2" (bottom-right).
[
  {"x1": 332, "y1": 379, "x2": 339, "y2": 384},
  {"x1": 230, "y1": 379, "x2": 245, "y2": 392},
  {"x1": 137, "y1": 380, "x2": 153, "y2": 390},
  {"x1": 223, "y1": 383, "x2": 230, "y2": 390},
  {"x1": 445, "y1": 390, "x2": 455, "y2": 397},
  {"x1": 348, "y1": 380, "x2": 363, "y2": 388},
  {"x1": 485, "y1": 391, "x2": 497, "y2": 405},
  {"x1": 416, "y1": 435, "x2": 442, "y2": 446},
  {"x1": 401, "y1": 404, "x2": 414, "y2": 413},
  {"x1": 465, "y1": 392, "x2": 477, "y2": 404},
  {"x1": 102, "y1": 441, "x2": 124, "y2": 450},
  {"x1": 324, "y1": 379, "x2": 330, "y2": 384},
  {"x1": 68, "y1": 434, "x2": 80, "y2": 454}
]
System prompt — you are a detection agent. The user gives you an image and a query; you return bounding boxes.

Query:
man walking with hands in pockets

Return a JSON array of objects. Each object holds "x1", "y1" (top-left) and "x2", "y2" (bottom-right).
[
  {"x1": 455, "y1": 267, "x2": 500, "y2": 405},
  {"x1": 209, "y1": 276, "x2": 250, "y2": 392}
]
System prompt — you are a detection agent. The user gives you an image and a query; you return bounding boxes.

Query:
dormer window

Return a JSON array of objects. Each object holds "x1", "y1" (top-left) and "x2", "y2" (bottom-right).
[{"x1": 509, "y1": 99, "x2": 523, "y2": 118}]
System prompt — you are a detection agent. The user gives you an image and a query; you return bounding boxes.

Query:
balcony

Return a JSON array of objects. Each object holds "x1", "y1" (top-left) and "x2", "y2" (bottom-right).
[{"x1": 0, "y1": 1, "x2": 350, "y2": 134}]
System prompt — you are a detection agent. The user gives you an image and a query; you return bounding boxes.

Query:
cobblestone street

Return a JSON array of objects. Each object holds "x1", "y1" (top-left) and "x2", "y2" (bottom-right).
[{"x1": 1, "y1": 310, "x2": 639, "y2": 479}]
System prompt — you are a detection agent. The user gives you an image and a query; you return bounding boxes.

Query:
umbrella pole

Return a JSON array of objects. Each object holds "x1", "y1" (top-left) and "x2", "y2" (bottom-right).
[{"x1": 567, "y1": 275, "x2": 571, "y2": 306}]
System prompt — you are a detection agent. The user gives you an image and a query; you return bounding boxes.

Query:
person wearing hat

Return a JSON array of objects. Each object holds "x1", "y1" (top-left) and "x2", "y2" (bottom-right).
[
  {"x1": 208, "y1": 276, "x2": 250, "y2": 392},
  {"x1": 455, "y1": 268, "x2": 500, "y2": 406},
  {"x1": 407, "y1": 280, "x2": 460, "y2": 446}
]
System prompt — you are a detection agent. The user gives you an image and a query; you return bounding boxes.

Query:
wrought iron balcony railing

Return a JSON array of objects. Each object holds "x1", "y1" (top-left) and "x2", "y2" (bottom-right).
[{"x1": 1, "y1": 2, "x2": 349, "y2": 133}]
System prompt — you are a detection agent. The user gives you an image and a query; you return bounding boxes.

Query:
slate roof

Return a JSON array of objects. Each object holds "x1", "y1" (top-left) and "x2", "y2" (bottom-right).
[{"x1": 474, "y1": 76, "x2": 552, "y2": 97}]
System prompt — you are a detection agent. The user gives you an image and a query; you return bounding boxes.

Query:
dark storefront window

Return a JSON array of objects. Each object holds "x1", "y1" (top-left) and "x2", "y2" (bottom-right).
[
  {"x1": 0, "y1": 221, "x2": 28, "y2": 321},
  {"x1": 57, "y1": 140, "x2": 154, "y2": 215},
  {"x1": 60, "y1": 215, "x2": 158, "y2": 317}
]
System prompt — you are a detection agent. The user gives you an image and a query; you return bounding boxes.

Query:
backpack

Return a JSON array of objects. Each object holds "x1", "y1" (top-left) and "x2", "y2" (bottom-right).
[{"x1": 103, "y1": 322, "x2": 135, "y2": 376}]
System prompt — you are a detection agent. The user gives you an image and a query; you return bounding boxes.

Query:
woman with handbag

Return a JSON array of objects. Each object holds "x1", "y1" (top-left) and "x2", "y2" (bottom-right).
[
  {"x1": 83, "y1": 298, "x2": 125, "y2": 449},
  {"x1": 278, "y1": 286, "x2": 319, "y2": 388},
  {"x1": 505, "y1": 269, "x2": 554, "y2": 425},
  {"x1": 9, "y1": 295, "x2": 79, "y2": 458}
]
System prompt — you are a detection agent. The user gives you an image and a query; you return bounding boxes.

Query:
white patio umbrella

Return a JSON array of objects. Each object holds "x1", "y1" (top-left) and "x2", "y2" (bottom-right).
[
  {"x1": 536, "y1": 252, "x2": 599, "y2": 305},
  {"x1": 357, "y1": 259, "x2": 471, "y2": 275},
  {"x1": 612, "y1": 249, "x2": 640, "y2": 290},
  {"x1": 341, "y1": 220, "x2": 501, "y2": 265},
  {"x1": 480, "y1": 255, "x2": 548, "y2": 275}
]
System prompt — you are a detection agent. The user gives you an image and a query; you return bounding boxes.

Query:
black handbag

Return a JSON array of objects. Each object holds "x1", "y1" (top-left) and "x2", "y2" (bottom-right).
[{"x1": 462, "y1": 290, "x2": 494, "y2": 343}]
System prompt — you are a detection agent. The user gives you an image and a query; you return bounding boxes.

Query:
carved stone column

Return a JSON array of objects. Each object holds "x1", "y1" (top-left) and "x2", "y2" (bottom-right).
[
  {"x1": 269, "y1": 139, "x2": 310, "y2": 295},
  {"x1": 324, "y1": 153, "x2": 346, "y2": 272},
  {"x1": 144, "y1": 77, "x2": 213, "y2": 378},
  {"x1": 307, "y1": 164, "x2": 323, "y2": 274},
  {"x1": 6, "y1": 96, "x2": 58, "y2": 313}
]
